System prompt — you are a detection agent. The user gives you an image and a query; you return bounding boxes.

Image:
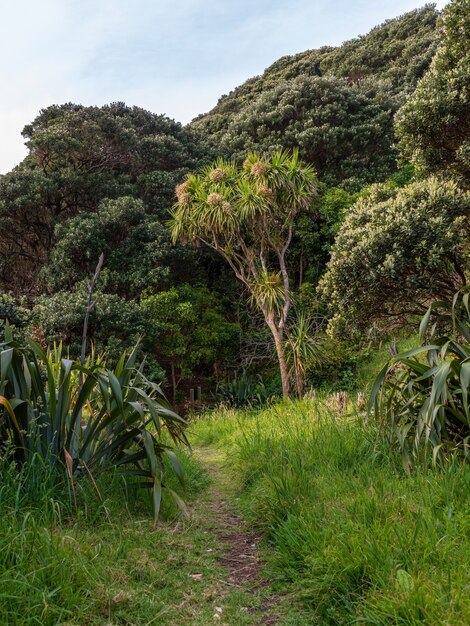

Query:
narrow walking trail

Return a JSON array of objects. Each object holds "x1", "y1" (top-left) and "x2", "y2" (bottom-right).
[
  {"x1": 102, "y1": 446, "x2": 310, "y2": 625},
  {"x1": 186, "y1": 446, "x2": 280, "y2": 625}
]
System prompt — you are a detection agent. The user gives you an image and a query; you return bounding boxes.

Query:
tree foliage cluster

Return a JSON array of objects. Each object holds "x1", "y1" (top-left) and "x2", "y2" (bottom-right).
[
  {"x1": 191, "y1": 6, "x2": 439, "y2": 189},
  {"x1": 0, "y1": 103, "x2": 239, "y2": 394},
  {"x1": 395, "y1": 0, "x2": 470, "y2": 184},
  {"x1": 321, "y1": 0, "x2": 470, "y2": 336},
  {"x1": 320, "y1": 178, "x2": 470, "y2": 334},
  {"x1": 0, "y1": 2, "x2": 469, "y2": 399},
  {"x1": 0, "y1": 102, "x2": 204, "y2": 295}
]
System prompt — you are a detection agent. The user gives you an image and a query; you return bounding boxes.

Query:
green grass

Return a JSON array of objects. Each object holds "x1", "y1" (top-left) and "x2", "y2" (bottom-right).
[
  {"x1": 1, "y1": 357, "x2": 469, "y2": 625},
  {"x1": 191, "y1": 399, "x2": 470, "y2": 625},
  {"x1": 355, "y1": 334, "x2": 419, "y2": 392},
  {"x1": 0, "y1": 441, "x2": 309, "y2": 625},
  {"x1": 0, "y1": 448, "x2": 218, "y2": 625}
]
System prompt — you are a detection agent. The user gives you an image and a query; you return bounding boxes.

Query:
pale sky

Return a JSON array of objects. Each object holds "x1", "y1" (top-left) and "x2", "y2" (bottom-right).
[{"x1": 0, "y1": 0, "x2": 448, "y2": 173}]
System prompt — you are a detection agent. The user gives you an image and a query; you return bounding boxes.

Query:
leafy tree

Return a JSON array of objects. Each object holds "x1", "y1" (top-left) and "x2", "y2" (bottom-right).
[
  {"x1": 0, "y1": 103, "x2": 203, "y2": 294},
  {"x1": 196, "y1": 76, "x2": 399, "y2": 189},
  {"x1": 41, "y1": 196, "x2": 188, "y2": 298},
  {"x1": 319, "y1": 177, "x2": 470, "y2": 335},
  {"x1": 142, "y1": 285, "x2": 240, "y2": 398},
  {"x1": 290, "y1": 185, "x2": 359, "y2": 286},
  {"x1": 169, "y1": 150, "x2": 317, "y2": 397},
  {"x1": 34, "y1": 286, "x2": 162, "y2": 378},
  {"x1": 191, "y1": 6, "x2": 439, "y2": 189},
  {"x1": 320, "y1": 5, "x2": 438, "y2": 93},
  {"x1": 0, "y1": 170, "x2": 59, "y2": 295},
  {"x1": 395, "y1": 0, "x2": 470, "y2": 185}
]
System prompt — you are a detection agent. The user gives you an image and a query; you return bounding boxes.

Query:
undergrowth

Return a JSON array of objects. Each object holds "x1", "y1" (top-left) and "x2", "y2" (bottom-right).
[
  {"x1": 0, "y1": 446, "x2": 209, "y2": 625},
  {"x1": 192, "y1": 399, "x2": 470, "y2": 625}
]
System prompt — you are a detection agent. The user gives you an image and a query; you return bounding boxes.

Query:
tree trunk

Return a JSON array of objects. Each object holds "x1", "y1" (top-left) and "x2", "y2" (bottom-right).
[
  {"x1": 171, "y1": 362, "x2": 177, "y2": 400},
  {"x1": 267, "y1": 316, "x2": 290, "y2": 398},
  {"x1": 295, "y1": 364, "x2": 303, "y2": 398}
]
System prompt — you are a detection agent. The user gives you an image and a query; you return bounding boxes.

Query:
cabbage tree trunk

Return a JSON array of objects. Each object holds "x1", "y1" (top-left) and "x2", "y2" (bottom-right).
[{"x1": 266, "y1": 315, "x2": 290, "y2": 398}]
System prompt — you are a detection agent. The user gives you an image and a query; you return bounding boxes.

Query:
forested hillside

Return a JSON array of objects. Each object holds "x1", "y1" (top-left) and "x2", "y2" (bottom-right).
[
  {"x1": 191, "y1": 5, "x2": 438, "y2": 188},
  {"x1": 0, "y1": 1, "x2": 468, "y2": 400},
  {"x1": 1, "y1": 2, "x2": 470, "y2": 624}
]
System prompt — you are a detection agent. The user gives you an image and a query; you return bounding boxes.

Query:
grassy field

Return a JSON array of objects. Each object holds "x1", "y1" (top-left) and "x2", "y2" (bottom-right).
[
  {"x1": 0, "y1": 449, "x2": 218, "y2": 625},
  {"x1": 0, "y1": 434, "x2": 307, "y2": 625},
  {"x1": 1, "y1": 335, "x2": 469, "y2": 625},
  {"x1": 191, "y1": 398, "x2": 470, "y2": 625}
]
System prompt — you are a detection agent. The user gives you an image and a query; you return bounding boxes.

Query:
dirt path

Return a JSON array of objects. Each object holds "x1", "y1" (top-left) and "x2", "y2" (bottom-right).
[{"x1": 194, "y1": 447, "x2": 279, "y2": 625}]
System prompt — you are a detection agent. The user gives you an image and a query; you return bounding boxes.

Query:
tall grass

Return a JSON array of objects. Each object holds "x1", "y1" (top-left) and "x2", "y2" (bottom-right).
[
  {"x1": 0, "y1": 443, "x2": 207, "y2": 625},
  {"x1": 192, "y1": 399, "x2": 470, "y2": 624}
]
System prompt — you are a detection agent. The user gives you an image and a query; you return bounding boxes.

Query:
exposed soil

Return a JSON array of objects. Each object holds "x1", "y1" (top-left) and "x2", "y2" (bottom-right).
[{"x1": 195, "y1": 447, "x2": 279, "y2": 624}]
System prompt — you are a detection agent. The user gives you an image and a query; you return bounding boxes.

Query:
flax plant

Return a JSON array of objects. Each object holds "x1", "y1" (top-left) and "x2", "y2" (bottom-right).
[{"x1": 0, "y1": 326, "x2": 188, "y2": 522}]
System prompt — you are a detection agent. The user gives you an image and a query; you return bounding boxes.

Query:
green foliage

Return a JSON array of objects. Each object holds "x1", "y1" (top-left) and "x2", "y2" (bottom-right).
[
  {"x1": 141, "y1": 285, "x2": 240, "y2": 395},
  {"x1": 215, "y1": 371, "x2": 269, "y2": 408},
  {"x1": 302, "y1": 337, "x2": 363, "y2": 392},
  {"x1": 396, "y1": 0, "x2": 470, "y2": 184},
  {"x1": 34, "y1": 286, "x2": 162, "y2": 375},
  {"x1": 370, "y1": 290, "x2": 470, "y2": 468},
  {"x1": 170, "y1": 149, "x2": 318, "y2": 397},
  {"x1": 191, "y1": 6, "x2": 439, "y2": 189},
  {"x1": 195, "y1": 76, "x2": 399, "y2": 189},
  {"x1": 0, "y1": 294, "x2": 30, "y2": 341},
  {"x1": 0, "y1": 5, "x2": 463, "y2": 404},
  {"x1": 0, "y1": 331, "x2": 188, "y2": 522},
  {"x1": 320, "y1": 177, "x2": 470, "y2": 334},
  {"x1": 320, "y1": 6, "x2": 438, "y2": 92},
  {"x1": 193, "y1": 400, "x2": 470, "y2": 624},
  {"x1": 290, "y1": 187, "x2": 354, "y2": 285},
  {"x1": 0, "y1": 442, "x2": 209, "y2": 625},
  {"x1": 285, "y1": 313, "x2": 328, "y2": 396},
  {"x1": 170, "y1": 150, "x2": 317, "y2": 248},
  {"x1": 42, "y1": 197, "x2": 182, "y2": 298},
  {"x1": 0, "y1": 103, "x2": 203, "y2": 295}
]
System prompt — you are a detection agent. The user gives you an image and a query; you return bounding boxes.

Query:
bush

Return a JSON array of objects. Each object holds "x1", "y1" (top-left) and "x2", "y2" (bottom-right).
[
  {"x1": 0, "y1": 294, "x2": 30, "y2": 342},
  {"x1": 370, "y1": 290, "x2": 470, "y2": 468},
  {"x1": 0, "y1": 328, "x2": 188, "y2": 522},
  {"x1": 319, "y1": 177, "x2": 470, "y2": 335},
  {"x1": 215, "y1": 371, "x2": 269, "y2": 407}
]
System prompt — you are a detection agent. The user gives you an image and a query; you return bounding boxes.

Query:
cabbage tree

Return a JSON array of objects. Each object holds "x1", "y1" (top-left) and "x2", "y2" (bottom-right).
[{"x1": 169, "y1": 150, "x2": 317, "y2": 397}]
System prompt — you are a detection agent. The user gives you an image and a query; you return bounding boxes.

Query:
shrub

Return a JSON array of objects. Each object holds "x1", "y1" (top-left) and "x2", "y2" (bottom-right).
[
  {"x1": 370, "y1": 290, "x2": 470, "y2": 468},
  {"x1": 215, "y1": 371, "x2": 269, "y2": 408},
  {"x1": 0, "y1": 327, "x2": 188, "y2": 522},
  {"x1": 319, "y1": 177, "x2": 470, "y2": 335}
]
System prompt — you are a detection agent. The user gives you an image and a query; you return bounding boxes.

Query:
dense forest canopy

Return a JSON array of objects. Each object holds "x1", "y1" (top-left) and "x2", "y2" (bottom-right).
[
  {"x1": 0, "y1": 1, "x2": 469, "y2": 400},
  {"x1": 190, "y1": 5, "x2": 439, "y2": 189},
  {"x1": 0, "y1": 103, "x2": 205, "y2": 295}
]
